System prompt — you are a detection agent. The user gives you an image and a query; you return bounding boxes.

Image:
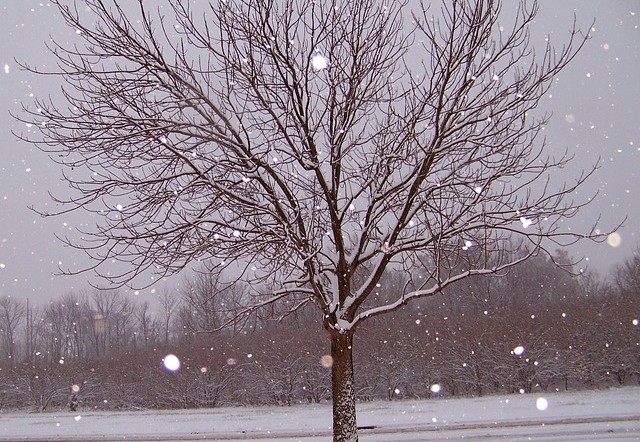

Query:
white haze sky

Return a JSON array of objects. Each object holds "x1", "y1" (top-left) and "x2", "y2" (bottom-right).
[{"x1": 0, "y1": 1, "x2": 638, "y2": 304}]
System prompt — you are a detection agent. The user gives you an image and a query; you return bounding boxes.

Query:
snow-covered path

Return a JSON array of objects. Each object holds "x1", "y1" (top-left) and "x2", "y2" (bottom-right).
[{"x1": 1, "y1": 387, "x2": 638, "y2": 441}]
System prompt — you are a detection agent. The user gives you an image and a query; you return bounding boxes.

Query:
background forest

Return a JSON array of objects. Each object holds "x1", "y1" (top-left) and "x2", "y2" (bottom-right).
[{"x1": 0, "y1": 247, "x2": 638, "y2": 412}]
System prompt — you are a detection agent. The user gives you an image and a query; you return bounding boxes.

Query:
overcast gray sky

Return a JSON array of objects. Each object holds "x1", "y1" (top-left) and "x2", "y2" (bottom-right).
[{"x1": 0, "y1": 1, "x2": 638, "y2": 304}]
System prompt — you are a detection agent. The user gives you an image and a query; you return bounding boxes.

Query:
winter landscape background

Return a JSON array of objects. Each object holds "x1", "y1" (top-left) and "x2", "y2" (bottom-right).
[
  {"x1": 0, "y1": 250, "x2": 638, "y2": 412},
  {"x1": 0, "y1": 1, "x2": 639, "y2": 441}
]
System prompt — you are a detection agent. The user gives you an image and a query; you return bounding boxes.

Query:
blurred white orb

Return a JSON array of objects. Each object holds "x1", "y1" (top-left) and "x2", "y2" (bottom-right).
[
  {"x1": 320, "y1": 355, "x2": 334, "y2": 368},
  {"x1": 311, "y1": 54, "x2": 329, "y2": 70},
  {"x1": 163, "y1": 354, "x2": 180, "y2": 371},
  {"x1": 536, "y1": 397, "x2": 548, "y2": 411},
  {"x1": 607, "y1": 232, "x2": 621, "y2": 248}
]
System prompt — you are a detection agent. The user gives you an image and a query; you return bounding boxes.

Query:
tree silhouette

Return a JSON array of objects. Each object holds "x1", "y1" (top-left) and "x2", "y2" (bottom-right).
[{"x1": 18, "y1": 0, "x2": 604, "y2": 439}]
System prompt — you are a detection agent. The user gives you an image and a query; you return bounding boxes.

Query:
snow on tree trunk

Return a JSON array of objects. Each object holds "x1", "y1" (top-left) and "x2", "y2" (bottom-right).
[{"x1": 331, "y1": 331, "x2": 358, "y2": 442}]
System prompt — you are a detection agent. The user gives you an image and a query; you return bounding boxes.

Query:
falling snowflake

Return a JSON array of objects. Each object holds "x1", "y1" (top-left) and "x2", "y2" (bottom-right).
[
  {"x1": 536, "y1": 397, "x2": 548, "y2": 411},
  {"x1": 311, "y1": 53, "x2": 329, "y2": 70},
  {"x1": 520, "y1": 217, "x2": 532, "y2": 228},
  {"x1": 163, "y1": 354, "x2": 181, "y2": 371},
  {"x1": 607, "y1": 232, "x2": 621, "y2": 247}
]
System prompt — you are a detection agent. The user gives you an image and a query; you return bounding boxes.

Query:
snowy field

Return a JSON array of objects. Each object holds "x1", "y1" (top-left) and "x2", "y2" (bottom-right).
[{"x1": 1, "y1": 387, "x2": 639, "y2": 441}]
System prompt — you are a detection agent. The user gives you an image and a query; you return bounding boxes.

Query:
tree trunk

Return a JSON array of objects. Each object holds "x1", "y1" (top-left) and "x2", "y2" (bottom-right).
[{"x1": 331, "y1": 331, "x2": 358, "y2": 442}]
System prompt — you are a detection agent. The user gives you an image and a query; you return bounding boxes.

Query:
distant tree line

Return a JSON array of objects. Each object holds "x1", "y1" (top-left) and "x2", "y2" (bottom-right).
[{"x1": 0, "y1": 248, "x2": 638, "y2": 412}]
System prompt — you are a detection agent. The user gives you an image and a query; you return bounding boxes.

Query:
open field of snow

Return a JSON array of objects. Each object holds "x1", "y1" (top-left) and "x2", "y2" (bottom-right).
[{"x1": 1, "y1": 387, "x2": 639, "y2": 441}]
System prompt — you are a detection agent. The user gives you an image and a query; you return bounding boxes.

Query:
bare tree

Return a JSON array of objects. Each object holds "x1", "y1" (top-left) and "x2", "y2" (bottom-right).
[
  {"x1": 0, "y1": 297, "x2": 25, "y2": 361},
  {"x1": 19, "y1": 0, "x2": 605, "y2": 439},
  {"x1": 157, "y1": 290, "x2": 178, "y2": 346},
  {"x1": 41, "y1": 299, "x2": 68, "y2": 362},
  {"x1": 177, "y1": 268, "x2": 249, "y2": 336},
  {"x1": 612, "y1": 247, "x2": 640, "y2": 299},
  {"x1": 87, "y1": 290, "x2": 134, "y2": 356},
  {"x1": 23, "y1": 299, "x2": 42, "y2": 362},
  {"x1": 133, "y1": 301, "x2": 158, "y2": 348}
]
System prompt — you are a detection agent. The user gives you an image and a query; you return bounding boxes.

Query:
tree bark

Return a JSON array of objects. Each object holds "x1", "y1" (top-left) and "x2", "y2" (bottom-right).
[{"x1": 331, "y1": 331, "x2": 358, "y2": 442}]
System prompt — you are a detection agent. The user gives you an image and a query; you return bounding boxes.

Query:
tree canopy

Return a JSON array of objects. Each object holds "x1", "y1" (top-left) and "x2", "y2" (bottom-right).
[{"x1": 18, "y1": 1, "x2": 606, "y2": 440}]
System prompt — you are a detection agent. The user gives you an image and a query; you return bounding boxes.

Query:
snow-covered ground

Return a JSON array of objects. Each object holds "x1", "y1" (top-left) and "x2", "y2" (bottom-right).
[{"x1": 1, "y1": 387, "x2": 639, "y2": 441}]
